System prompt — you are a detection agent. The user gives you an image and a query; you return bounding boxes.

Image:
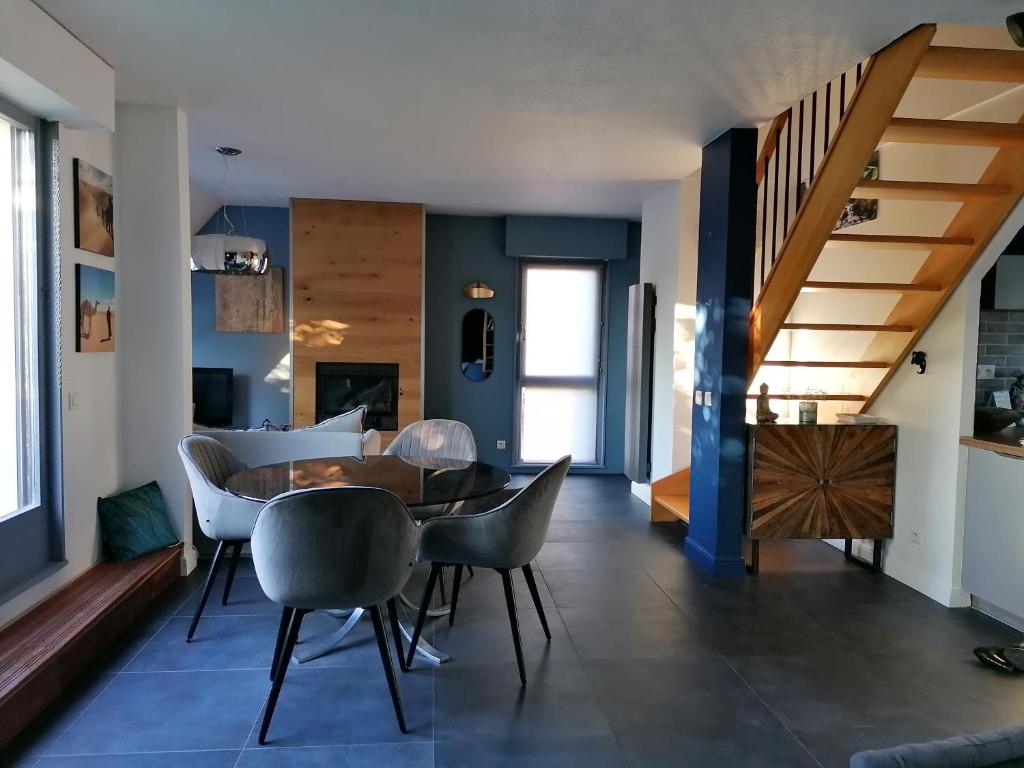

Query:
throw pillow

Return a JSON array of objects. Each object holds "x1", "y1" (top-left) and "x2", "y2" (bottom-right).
[{"x1": 97, "y1": 481, "x2": 180, "y2": 562}]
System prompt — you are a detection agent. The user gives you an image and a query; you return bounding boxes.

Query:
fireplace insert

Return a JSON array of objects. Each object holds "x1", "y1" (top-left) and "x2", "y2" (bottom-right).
[{"x1": 315, "y1": 362, "x2": 399, "y2": 430}]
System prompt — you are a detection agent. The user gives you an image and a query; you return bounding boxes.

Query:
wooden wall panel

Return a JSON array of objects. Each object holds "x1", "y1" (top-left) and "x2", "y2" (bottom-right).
[
  {"x1": 749, "y1": 424, "x2": 896, "y2": 540},
  {"x1": 291, "y1": 199, "x2": 424, "y2": 440}
]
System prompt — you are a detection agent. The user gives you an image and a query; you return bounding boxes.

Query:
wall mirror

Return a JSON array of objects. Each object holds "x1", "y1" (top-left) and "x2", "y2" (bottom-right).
[{"x1": 461, "y1": 309, "x2": 495, "y2": 381}]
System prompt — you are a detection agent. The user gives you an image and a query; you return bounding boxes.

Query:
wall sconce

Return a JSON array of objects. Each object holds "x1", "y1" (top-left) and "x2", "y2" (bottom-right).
[{"x1": 464, "y1": 281, "x2": 495, "y2": 299}]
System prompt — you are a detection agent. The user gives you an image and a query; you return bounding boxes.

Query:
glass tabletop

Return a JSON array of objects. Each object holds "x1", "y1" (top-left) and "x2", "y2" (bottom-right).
[{"x1": 225, "y1": 454, "x2": 511, "y2": 507}]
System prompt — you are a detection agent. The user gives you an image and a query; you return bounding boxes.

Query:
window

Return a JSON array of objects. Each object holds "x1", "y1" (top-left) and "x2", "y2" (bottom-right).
[
  {"x1": 0, "y1": 113, "x2": 40, "y2": 521},
  {"x1": 516, "y1": 262, "x2": 605, "y2": 466},
  {"x1": 0, "y1": 101, "x2": 62, "y2": 596}
]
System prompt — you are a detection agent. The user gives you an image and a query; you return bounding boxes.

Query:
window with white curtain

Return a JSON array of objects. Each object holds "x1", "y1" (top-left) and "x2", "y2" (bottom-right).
[
  {"x1": 0, "y1": 112, "x2": 41, "y2": 522},
  {"x1": 517, "y1": 262, "x2": 605, "y2": 465}
]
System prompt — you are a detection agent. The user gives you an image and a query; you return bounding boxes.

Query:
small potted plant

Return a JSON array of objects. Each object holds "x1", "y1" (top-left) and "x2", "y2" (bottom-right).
[{"x1": 799, "y1": 389, "x2": 825, "y2": 424}]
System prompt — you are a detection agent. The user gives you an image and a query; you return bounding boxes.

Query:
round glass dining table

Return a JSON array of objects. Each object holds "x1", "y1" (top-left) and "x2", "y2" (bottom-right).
[{"x1": 225, "y1": 455, "x2": 511, "y2": 665}]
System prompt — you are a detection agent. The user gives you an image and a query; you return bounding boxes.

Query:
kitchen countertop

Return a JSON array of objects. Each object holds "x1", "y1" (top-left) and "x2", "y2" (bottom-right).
[{"x1": 960, "y1": 425, "x2": 1024, "y2": 458}]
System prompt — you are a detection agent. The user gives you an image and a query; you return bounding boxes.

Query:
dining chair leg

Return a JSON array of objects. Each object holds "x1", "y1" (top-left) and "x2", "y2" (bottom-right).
[
  {"x1": 269, "y1": 606, "x2": 294, "y2": 681},
  {"x1": 467, "y1": 565, "x2": 474, "y2": 578},
  {"x1": 448, "y1": 564, "x2": 464, "y2": 627},
  {"x1": 222, "y1": 542, "x2": 243, "y2": 606},
  {"x1": 406, "y1": 563, "x2": 440, "y2": 668},
  {"x1": 499, "y1": 568, "x2": 527, "y2": 686},
  {"x1": 386, "y1": 598, "x2": 408, "y2": 673},
  {"x1": 186, "y1": 540, "x2": 228, "y2": 642},
  {"x1": 438, "y1": 566, "x2": 448, "y2": 605},
  {"x1": 371, "y1": 604, "x2": 409, "y2": 733},
  {"x1": 259, "y1": 607, "x2": 307, "y2": 745},
  {"x1": 522, "y1": 563, "x2": 551, "y2": 641}
]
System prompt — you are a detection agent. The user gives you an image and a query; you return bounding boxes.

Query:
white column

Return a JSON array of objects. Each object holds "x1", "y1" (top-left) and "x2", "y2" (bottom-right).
[{"x1": 114, "y1": 105, "x2": 195, "y2": 572}]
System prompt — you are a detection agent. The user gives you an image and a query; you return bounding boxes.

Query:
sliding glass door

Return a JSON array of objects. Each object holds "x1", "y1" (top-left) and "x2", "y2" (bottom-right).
[{"x1": 516, "y1": 262, "x2": 605, "y2": 466}]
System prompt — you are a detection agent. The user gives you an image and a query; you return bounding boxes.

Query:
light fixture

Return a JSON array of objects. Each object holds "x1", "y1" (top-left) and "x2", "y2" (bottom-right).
[
  {"x1": 190, "y1": 147, "x2": 269, "y2": 274},
  {"x1": 463, "y1": 281, "x2": 495, "y2": 299},
  {"x1": 1009, "y1": 13, "x2": 1024, "y2": 47}
]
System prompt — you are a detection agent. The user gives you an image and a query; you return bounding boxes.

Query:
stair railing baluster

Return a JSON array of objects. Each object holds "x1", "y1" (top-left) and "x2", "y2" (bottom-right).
[
  {"x1": 772, "y1": 125, "x2": 781, "y2": 264},
  {"x1": 784, "y1": 108, "x2": 792, "y2": 239}
]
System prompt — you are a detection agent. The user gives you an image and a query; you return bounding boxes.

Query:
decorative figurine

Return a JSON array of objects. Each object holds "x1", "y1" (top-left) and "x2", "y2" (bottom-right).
[
  {"x1": 756, "y1": 382, "x2": 779, "y2": 424},
  {"x1": 1011, "y1": 370, "x2": 1024, "y2": 411}
]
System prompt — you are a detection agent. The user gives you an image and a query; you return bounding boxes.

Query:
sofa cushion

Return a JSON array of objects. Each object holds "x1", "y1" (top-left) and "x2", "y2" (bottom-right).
[
  {"x1": 301, "y1": 405, "x2": 366, "y2": 433},
  {"x1": 850, "y1": 725, "x2": 1024, "y2": 767},
  {"x1": 97, "y1": 481, "x2": 180, "y2": 562}
]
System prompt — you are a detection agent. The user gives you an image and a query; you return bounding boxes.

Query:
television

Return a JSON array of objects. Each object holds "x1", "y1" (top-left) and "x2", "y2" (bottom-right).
[{"x1": 192, "y1": 367, "x2": 234, "y2": 427}]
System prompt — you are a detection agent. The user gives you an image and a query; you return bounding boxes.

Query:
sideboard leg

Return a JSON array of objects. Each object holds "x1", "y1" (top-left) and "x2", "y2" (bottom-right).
[
  {"x1": 745, "y1": 540, "x2": 760, "y2": 575},
  {"x1": 843, "y1": 538, "x2": 854, "y2": 561},
  {"x1": 872, "y1": 539, "x2": 883, "y2": 573}
]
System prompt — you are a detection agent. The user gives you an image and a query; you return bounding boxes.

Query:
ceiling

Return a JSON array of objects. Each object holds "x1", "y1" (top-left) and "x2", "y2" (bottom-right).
[{"x1": 35, "y1": 0, "x2": 1020, "y2": 218}]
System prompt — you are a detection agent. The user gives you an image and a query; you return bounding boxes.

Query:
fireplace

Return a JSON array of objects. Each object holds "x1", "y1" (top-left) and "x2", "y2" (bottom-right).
[{"x1": 315, "y1": 362, "x2": 399, "y2": 430}]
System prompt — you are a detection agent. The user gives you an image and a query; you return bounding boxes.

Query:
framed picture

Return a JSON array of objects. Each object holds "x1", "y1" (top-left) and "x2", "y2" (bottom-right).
[
  {"x1": 73, "y1": 159, "x2": 114, "y2": 257},
  {"x1": 76, "y1": 264, "x2": 115, "y2": 352},
  {"x1": 215, "y1": 267, "x2": 284, "y2": 333}
]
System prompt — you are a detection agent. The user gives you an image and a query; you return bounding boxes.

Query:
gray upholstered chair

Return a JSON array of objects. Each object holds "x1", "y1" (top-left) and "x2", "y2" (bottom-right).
[
  {"x1": 384, "y1": 419, "x2": 476, "y2": 463},
  {"x1": 250, "y1": 486, "x2": 419, "y2": 743},
  {"x1": 406, "y1": 455, "x2": 571, "y2": 685},
  {"x1": 178, "y1": 435, "x2": 262, "y2": 641}
]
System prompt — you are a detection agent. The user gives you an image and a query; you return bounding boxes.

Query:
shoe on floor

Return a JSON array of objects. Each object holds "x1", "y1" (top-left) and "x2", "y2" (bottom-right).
[{"x1": 974, "y1": 646, "x2": 1016, "y2": 674}]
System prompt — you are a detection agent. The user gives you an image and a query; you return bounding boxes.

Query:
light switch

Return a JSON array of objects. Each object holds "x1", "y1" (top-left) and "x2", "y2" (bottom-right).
[
  {"x1": 694, "y1": 391, "x2": 703, "y2": 406},
  {"x1": 704, "y1": 391, "x2": 713, "y2": 407},
  {"x1": 66, "y1": 392, "x2": 78, "y2": 411}
]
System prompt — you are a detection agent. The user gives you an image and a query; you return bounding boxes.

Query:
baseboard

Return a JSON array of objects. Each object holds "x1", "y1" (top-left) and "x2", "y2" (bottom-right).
[
  {"x1": 630, "y1": 482, "x2": 651, "y2": 504},
  {"x1": 683, "y1": 537, "x2": 746, "y2": 576},
  {"x1": 972, "y1": 596, "x2": 1024, "y2": 631}
]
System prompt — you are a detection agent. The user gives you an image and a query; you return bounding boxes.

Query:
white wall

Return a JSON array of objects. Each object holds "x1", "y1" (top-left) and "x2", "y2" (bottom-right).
[
  {"x1": 115, "y1": 105, "x2": 195, "y2": 573},
  {"x1": 0, "y1": 126, "x2": 119, "y2": 626},
  {"x1": 634, "y1": 180, "x2": 699, "y2": 499}
]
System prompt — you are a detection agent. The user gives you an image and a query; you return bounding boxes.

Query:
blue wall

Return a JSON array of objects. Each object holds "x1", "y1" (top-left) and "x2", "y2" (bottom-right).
[
  {"x1": 192, "y1": 206, "x2": 291, "y2": 428},
  {"x1": 424, "y1": 214, "x2": 639, "y2": 473}
]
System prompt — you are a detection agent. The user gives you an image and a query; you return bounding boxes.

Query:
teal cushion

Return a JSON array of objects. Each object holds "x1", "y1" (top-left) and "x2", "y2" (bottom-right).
[{"x1": 97, "y1": 481, "x2": 180, "y2": 562}]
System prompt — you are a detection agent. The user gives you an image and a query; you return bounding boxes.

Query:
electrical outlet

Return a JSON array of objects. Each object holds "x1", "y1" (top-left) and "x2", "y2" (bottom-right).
[
  {"x1": 911, "y1": 529, "x2": 921, "y2": 545},
  {"x1": 496, "y1": 440, "x2": 507, "y2": 450},
  {"x1": 694, "y1": 390, "x2": 703, "y2": 406},
  {"x1": 978, "y1": 364, "x2": 995, "y2": 380}
]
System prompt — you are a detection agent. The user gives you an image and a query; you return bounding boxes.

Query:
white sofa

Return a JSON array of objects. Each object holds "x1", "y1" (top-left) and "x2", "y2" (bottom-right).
[{"x1": 199, "y1": 429, "x2": 366, "y2": 467}]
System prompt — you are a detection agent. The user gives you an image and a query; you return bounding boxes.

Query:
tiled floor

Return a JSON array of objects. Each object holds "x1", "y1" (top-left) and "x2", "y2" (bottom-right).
[{"x1": 5, "y1": 475, "x2": 1024, "y2": 767}]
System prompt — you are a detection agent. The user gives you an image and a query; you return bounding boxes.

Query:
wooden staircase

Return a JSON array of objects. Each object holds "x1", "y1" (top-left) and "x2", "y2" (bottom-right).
[{"x1": 748, "y1": 25, "x2": 1024, "y2": 412}]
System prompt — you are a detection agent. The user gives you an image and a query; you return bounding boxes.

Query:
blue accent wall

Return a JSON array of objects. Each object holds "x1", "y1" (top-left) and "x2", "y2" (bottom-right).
[
  {"x1": 424, "y1": 214, "x2": 639, "y2": 473},
  {"x1": 192, "y1": 206, "x2": 291, "y2": 428},
  {"x1": 506, "y1": 215, "x2": 629, "y2": 261},
  {"x1": 684, "y1": 128, "x2": 757, "y2": 576}
]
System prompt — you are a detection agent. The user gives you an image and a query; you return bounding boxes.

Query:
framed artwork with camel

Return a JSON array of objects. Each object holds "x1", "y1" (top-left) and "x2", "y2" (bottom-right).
[{"x1": 73, "y1": 159, "x2": 114, "y2": 258}]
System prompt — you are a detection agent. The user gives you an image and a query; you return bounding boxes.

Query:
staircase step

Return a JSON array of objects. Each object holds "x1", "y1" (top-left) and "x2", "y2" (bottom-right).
[
  {"x1": 826, "y1": 233, "x2": 973, "y2": 250},
  {"x1": 745, "y1": 393, "x2": 868, "y2": 401},
  {"x1": 652, "y1": 494, "x2": 689, "y2": 524},
  {"x1": 780, "y1": 322, "x2": 915, "y2": 332},
  {"x1": 882, "y1": 117, "x2": 1024, "y2": 147},
  {"x1": 851, "y1": 179, "x2": 1012, "y2": 202},
  {"x1": 917, "y1": 46, "x2": 1024, "y2": 83},
  {"x1": 803, "y1": 281, "x2": 943, "y2": 293},
  {"x1": 760, "y1": 360, "x2": 890, "y2": 369}
]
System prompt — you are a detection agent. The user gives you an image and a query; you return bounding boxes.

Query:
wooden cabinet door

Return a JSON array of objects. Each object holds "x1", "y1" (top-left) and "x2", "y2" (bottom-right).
[{"x1": 749, "y1": 424, "x2": 896, "y2": 540}]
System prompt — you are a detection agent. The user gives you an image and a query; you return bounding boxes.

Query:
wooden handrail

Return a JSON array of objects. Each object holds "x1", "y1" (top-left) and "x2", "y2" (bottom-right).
[{"x1": 754, "y1": 111, "x2": 790, "y2": 186}]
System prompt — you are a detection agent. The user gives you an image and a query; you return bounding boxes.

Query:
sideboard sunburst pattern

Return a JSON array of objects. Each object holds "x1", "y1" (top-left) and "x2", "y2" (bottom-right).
[{"x1": 748, "y1": 424, "x2": 896, "y2": 540}]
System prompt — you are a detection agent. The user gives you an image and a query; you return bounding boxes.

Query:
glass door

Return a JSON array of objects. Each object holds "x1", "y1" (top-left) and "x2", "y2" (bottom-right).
[{"x1": 516, "y1": 262, "x2": 605, "y2": 466}]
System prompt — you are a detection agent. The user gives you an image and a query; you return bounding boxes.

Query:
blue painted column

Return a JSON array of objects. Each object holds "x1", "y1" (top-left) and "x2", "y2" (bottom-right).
[{"x1": 683, "y1": 128, "x2": 757, "y2": 576}]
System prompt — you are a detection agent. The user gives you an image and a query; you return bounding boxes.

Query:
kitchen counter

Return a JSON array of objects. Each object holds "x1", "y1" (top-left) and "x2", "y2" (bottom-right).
[{"x1": 960, "y1": 425, "x2": 1024, "y2": 458}]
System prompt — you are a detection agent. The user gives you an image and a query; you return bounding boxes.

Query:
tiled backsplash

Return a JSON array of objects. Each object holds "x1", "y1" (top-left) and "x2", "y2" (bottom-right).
[{"x1": 976, "y1": 309, "x2": 1024, "y2": 406}]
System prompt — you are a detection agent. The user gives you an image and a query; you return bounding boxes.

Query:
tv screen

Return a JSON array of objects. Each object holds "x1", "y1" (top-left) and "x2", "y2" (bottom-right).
[{"x1": 193, "y1": 367, "x2": 233, "y2": 427}]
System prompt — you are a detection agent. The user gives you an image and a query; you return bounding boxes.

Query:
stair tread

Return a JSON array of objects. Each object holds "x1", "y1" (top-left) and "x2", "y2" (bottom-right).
[
  {"x1": 781, "y1": 322, "x2": 914, "y2": 332},
  {"x1": 744, "y1": 393, "x2": 868, "y2": 401},
  {"x1": 851, "y1": 179, "x2": 1011, "y2": 201},
  {"x1": 827, "y1": 233, "x2": 973, "y2": 249},
  {"x1": 883, "y1": 118, "x2": 1024, "y2": 147},
  {"x1": 761, "y1": 360, "x2": 890, "y2": 368},
  {"x1": 803, "y1": 281, "x2": 943, "y2": 292},
  {"x1": 652, "y1": 494, "x2": 689, "y2": 524},
  {"x1": 918, "y1": 46, "x2": 1024, "y2": 83}
]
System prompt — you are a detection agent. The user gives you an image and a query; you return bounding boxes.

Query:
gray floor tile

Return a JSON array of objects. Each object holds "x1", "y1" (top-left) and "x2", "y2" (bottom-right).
[
  {"x1": 616, "y1": 729, "x2": 821, "y2": 768},
  {"x1": 176, "y1": 576, "x2": 277, "y2": 618},
  {"x1": 435, "y1": 735, "x2": 629, "y2": 767},
  {"x1": 236, "y1": 742, "x2": 432, "y2": 767},
  {"x1": 33, "y1": 751, "x2": 239, "y2": 767}
]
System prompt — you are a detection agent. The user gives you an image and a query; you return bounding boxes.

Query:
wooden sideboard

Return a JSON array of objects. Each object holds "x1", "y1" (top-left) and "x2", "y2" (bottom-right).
[{"x1": 746, "y1": 422, "x2": 897, "y2": 573}]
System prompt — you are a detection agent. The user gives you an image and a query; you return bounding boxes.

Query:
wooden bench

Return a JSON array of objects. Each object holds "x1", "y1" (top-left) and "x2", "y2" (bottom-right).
[{"x1": 0, "y1": 544, "x2": 182, "y2": 748}]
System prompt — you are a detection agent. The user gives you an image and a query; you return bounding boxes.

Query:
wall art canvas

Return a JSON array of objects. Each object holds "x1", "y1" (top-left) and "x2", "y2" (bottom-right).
[
  {"x1": 215, "y1": 267, "x2": 284, "y2": 333},
  {"x1": 73, "y1": 159, "x2": 114, "y2": 257},
  {"x1": 798, "y1": 150, "x2": 880, "y2": 231},
  {"x1": 76, "y1": 264, "x2": 115, "y2": 352}
]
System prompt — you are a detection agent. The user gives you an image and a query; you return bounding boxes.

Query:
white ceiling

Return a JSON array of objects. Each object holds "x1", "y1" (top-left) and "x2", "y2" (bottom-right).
[{"x1": 35, "y1": 0, "x2": 1020, "y2": 218}]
